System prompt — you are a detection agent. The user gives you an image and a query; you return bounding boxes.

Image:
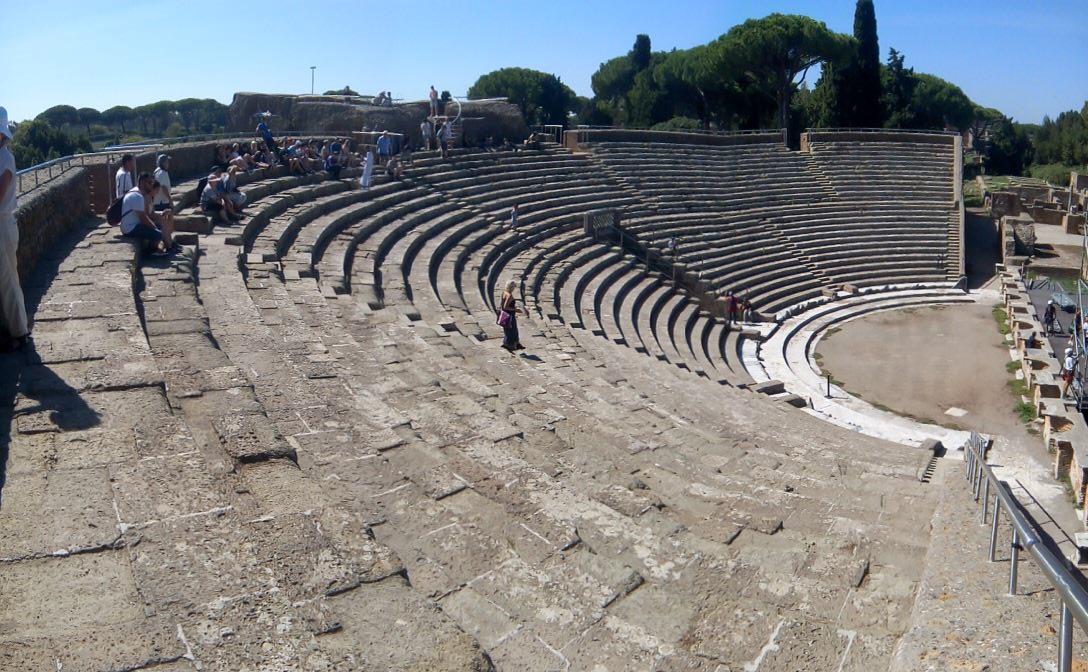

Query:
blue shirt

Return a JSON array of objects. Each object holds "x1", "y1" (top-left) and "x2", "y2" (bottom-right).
[
  {"x1": 257, "y1": 122, "x2": 274, "y2": 142},
  {"x1": 376, "y1": 136, "x2": 391, "y2": 155}
]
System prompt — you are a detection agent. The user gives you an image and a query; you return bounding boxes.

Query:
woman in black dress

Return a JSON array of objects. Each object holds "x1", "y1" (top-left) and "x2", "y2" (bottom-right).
[{"x1": 498, "y1": 279, "x2": 524, "y2": 351}]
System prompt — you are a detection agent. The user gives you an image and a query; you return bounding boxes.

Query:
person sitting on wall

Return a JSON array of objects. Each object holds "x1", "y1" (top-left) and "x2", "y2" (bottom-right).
[{"x1": 121, "y1": 172, "x2": 177, "y2": 255}]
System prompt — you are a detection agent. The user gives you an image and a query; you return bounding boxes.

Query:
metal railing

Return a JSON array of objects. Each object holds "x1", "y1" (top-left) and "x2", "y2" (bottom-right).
[
  {"x1": 964, "y1": 431, "x2": 1088, "y2": 671},
  {"x1": 15, "y1": 149, "x2": 118, "y2": 197},
  {"x1": 574, "y1": 124, "x2": 781, "y2": 137},
  {"x1": 806, "y1": 126, "x2": 960, "y2": 136}
]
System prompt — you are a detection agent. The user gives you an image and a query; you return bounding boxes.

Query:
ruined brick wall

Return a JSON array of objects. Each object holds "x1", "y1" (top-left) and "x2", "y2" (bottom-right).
[{"x1": 14, "y1": 167, "x2": 92, "y2": 282}]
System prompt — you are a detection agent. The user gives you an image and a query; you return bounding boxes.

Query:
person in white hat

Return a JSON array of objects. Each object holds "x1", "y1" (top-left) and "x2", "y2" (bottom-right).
[
  {"x1": 1062, "y1": 346, "x2": 1077, "y2": 400},
  {"x1": 0, "y1": 106, "x2": 29, "y2": 352}
]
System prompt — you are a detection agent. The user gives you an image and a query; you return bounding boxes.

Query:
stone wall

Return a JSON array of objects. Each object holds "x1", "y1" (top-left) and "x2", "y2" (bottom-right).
[
  {"x1": 14, "y1": 167, "x2": 92, "y2": 282},
  {"x1": 227, "y1": 93, "x2": 528, "y2": 146},
  {"x1": 803, "y1": 130, "x2": 956, "y2": 146}
]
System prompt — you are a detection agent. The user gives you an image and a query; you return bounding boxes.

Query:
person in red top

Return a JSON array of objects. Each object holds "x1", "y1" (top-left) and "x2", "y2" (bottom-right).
[{"x1": 723, "y1": 290, "x2": 737, "y2": 326}]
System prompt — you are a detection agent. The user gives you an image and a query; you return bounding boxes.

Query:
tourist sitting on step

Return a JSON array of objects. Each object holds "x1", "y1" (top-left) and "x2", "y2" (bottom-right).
[
  {"x1": 227, "y1": 143, "x2": 255, "y2": 172},
  {"x1": 219, "y1": 166, "x2": 247, "y2": 211},
  {"x1": 384, "y1": 154, "x2": 404, "y2": 179},
  {"x1": 121, "y1": 172, "x2": 177, "y2": 256},
  {"x1": 200, "y1": 168, "x2": 241, "y2": 224},
  {"x1": 498, "y1": 279, "x2": 525, "y2": 352},
  {"x1": 324, "y1": 147, "x2": 343, "y2": 179},
  {"x1": 247, "y1": 141, "x2": 272, "y2": 169},
  {"x1": 281, "y1": 141, "x2": 310, "y2": 176}
]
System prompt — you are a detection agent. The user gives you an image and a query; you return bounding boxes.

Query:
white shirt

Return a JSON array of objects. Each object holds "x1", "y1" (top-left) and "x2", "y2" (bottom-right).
[
  {"x1": 0, "y1": 146, "x2": 16, "y2": 216},
  {"x1": 153, "y1": 168, "x2": 171, "y2": 207},
  {"x1": 115, "y1": 167, "x2": 134, "y2": 200},
  {"x1": 119, "y1": 188, "x2": 145, "y2": 235},
  {"x1": 1066, "y1": 355, "x2": 1076, "y2": 373}
]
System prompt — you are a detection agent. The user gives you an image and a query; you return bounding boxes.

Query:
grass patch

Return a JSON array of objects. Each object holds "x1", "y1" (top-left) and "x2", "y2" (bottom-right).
[
  {"x1": 1006, "y1": 360, "x2": 1022, "y2": 374},
  {"x1": 1015, "y1": 400, "x2": 1038, "y2": 424},
  {"x1": 1007, "y1": 378, "x2": 1030, "y2": 398},
  {"x1": 824, "y1": 326, "x2": 841, "y2": 338},
  {"x1": 992, "y1": 305, "x2": 1011, "y2": 335}
]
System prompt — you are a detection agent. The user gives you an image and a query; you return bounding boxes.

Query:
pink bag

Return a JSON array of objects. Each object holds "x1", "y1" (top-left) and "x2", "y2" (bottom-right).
[{"x1": 497, "y1": 310, "x2": 512, "y2": 328}]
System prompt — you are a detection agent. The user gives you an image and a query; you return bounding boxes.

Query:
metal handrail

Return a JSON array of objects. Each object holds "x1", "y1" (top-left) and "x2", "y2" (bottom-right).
[
  {"x1": 964, "y1": 431, "x2": 1088, "y2": 670},
  {"x1": 806, "y1": 126, "x2": 960, "y2": 136},
  {"x1": 574, "y1": 125, "x2": 780, "y2": 137}
]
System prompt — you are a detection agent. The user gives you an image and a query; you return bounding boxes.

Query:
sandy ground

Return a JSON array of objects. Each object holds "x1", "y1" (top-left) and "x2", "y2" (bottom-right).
[
  {"x1": 816, "y1": 302, "x2": 1020, "y2": 435},
  {"x1": 817, "y1": 300, "x2": 1085, "y2": 543}
]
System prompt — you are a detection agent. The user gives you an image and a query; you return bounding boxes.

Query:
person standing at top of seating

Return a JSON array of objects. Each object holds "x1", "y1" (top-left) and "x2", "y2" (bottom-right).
[
  {"x1": 0, "y1": 106, "x2": 29, "y2": 352},
  {"x1": 498, "y1": 279, "x2": 524, "y2": 352},
  {"x1": 256, "y1": 119, "x2": 281, "y2": 162},
  {"x1": 438, "y1": 120, "x2": 452, "y2": 159},
  {"x1": 121, "y1": 172, "x2": 176, "y2": 255},
  {"x1": 115, "y1": 154, "x2": 136, "y2": 200},
  {"x1": 429, "y1": 86, "x2": 439, "y2": 117},
  {"x1": 376, "y1": 131, "x2": 392, "y2": 166},
  {"x1": 1044, "y1": 300, "x2": 1058, "y2": 335}
]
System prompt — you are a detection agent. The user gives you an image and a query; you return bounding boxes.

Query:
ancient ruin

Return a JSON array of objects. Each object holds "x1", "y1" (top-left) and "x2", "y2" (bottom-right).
[{"x1": 2, "y1": 94, "x2": 1085, "y2": 671}]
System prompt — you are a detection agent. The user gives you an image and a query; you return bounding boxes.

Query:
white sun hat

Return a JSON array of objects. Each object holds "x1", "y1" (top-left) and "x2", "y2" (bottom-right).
[{"x1": 0, "y1": 107, "x2": 11, "y2": 140}]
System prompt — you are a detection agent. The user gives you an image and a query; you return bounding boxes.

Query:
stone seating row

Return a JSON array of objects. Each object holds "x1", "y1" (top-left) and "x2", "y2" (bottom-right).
[{"x1": 2, "y1": 147, "x2": 964, "y2": 667}]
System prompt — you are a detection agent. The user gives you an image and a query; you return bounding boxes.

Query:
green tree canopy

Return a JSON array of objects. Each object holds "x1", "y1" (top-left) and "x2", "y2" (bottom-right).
[
  {"x1": 469, "y1": 67, "x2": 576, "y2": 125},
  {"x1": 10, "y1": 119, "x2": 91, "y2": 167},
  {"x1": 36, "y1": 104, "x2": 79, "y2": 129},
  {"x1": 102, "y1": 105, "x2": 133, "y2": 134},
  {"x1": 75, "y1": 107, "x2": 101, "y2": 134},
  {"x1": 700, "y1": 14, "x2": 852, "y2": 132}
]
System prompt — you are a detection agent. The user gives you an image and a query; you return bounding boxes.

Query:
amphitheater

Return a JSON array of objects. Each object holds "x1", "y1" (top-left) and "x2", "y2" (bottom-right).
[{"x1": 1, "y1": 114, "x2": 1084, "y2": 671}]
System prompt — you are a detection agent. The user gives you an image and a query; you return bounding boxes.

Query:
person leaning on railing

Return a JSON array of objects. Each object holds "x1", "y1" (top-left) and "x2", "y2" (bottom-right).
[{"x1": 0, "y1": 106, "x2": 30, "y2": 352}]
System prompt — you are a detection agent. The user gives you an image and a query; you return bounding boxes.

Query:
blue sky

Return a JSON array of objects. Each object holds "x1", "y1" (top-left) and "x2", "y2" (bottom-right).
[{"x1": 2, "y1": 0, "x2": 1084, "y2": 124}]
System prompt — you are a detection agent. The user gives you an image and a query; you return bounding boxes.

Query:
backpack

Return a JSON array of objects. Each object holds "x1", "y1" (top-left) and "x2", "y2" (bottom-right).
[{"x1": 106, "y1": 197, "x2": 124, "y2": 225}]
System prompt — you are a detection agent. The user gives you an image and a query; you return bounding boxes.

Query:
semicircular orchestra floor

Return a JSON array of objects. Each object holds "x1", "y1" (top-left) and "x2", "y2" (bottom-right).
[{"x1": 814, "y1": 300, "x2": 1020, "y2": 436}]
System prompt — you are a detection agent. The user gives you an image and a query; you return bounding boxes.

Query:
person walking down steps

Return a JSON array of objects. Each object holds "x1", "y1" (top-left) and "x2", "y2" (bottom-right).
[
  {"x1": 497, "y1": 279, "x2": 524, "y2": 352},
  {"x1": 0, "y1": 106, "x2": 30, "y2": 352}
]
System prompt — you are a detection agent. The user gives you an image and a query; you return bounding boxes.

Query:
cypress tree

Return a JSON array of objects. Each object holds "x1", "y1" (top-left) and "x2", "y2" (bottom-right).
[{"x1": 852, "y1": 0, "x2": 882, "y2": 127}]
